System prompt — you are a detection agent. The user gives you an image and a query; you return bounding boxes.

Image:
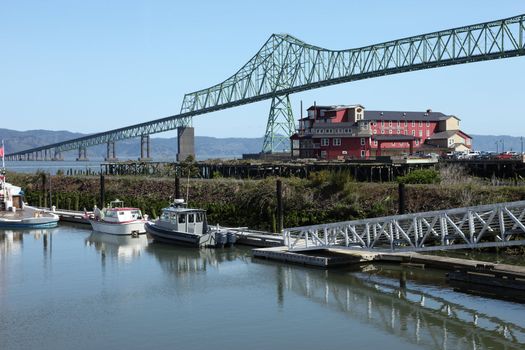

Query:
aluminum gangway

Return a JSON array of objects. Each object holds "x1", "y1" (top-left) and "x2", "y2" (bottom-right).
[{"x1": 283, "y1": 200, "x2": 525, "y2": 252}]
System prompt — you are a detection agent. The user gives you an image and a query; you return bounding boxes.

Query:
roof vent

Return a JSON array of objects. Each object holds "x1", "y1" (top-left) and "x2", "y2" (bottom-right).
[{"x1": 380, "y1": 112, "x2": 384, "y2": 116}]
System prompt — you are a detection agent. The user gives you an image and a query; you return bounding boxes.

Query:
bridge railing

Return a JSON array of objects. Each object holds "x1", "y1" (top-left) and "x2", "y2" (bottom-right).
[{"x1": 283, "y1": 200, "x2": 525, "y2": 252}]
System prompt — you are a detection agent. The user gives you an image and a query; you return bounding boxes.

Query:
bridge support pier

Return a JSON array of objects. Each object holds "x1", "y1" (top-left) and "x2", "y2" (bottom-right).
[
  {"x1": 105, "y1": 141, "x2": 117, "y2": 161},
  {"x1": 76, "y1": 146, "x2": 88, "y2": 161},
  {"x1": 52, "y1": 149, "x2": 63, "y2": 161},
  {"x1": 177, "y1": 126, "x2": 194, "y2": 162},
  {"x1": 262, "y1": 94, "x2": 295, "y2": 154},
  {"x1": 139, "y1": 135, "x2": 151, "y2": 161}
]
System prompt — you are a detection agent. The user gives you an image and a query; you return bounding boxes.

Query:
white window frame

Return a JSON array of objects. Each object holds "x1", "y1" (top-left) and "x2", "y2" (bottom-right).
[
  {"x1": 321, "y1": 138, "x2": 329, "y2": 146},
  {"x1": 360, "y1": 138, "x2": 366, "y2": 146},
  {"x1": 360, "y1": 150, "x2": 366, "y2": 158},
  {"x1": 333, "y1": 138, "x2": 341, "y2": 146}
]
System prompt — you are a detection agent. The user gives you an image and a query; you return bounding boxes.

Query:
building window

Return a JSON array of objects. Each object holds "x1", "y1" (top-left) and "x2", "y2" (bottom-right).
[
  {"x1": 397, "y1": 129, "x2": 401, "y2": 134},
  {"x1": 389, "y1": 129, "x2": 393, "y2": 134},
  {"x1": 321, "y1": 138, "x2": 329, "y2": 146},
  {"x1": 389, "y1": 121, "x2": 392, "y2": 127},
  {"x1": 360, "y1": 138, "x2": 366, "y2": 146},
  {"x1": 419, "y1": 130, "x2": 423, "y2": 137},
  {"x1": 404, "y1": 120, "x2": 408, "y2": 127},
  {"x1": 426, "y1": 130, "x2": 430, "y2": 137},
  {"x1": 382, "y1": 120, "x2": 385, "y2": 127},
  {"x1": 381, "y1": 129, "x2": 385, "y2": 134},
  {"x1": 374, "y1": 140, "x2": 378, "y2": 146},
  {"x1": 426, "y1": 121, "x2": 430, "y2": 127},
  {"x1": 415, "y1": 140, "x2": 419, "y2": 145},
  {"x1": 448, "y1": 138, "x2": 454, "y2": 146},
  {"x1": 333, "y1": 138, "x2": 341, "y2": 146},
  {"x1": 373, "y1": 129, "x2": 377, "y2": 134},
  {"x1": 320, "y1": 151, "x2": 327, "y2": 158},
  {"x1": 412, "y1": 130, "x2": 415, "y2": 136},
  {"x1": 360, "y1": 150, "x2": 366, "y2": 158},
  {"x1": 419, "y1": 121, "x2": 423, "y2": 127},
  {"x1": 372, "y1": 121, "x2": 377, "y2": 126},
  {"x1": 412, "y1": 121, "x2": 415, "y2": 127},
  {"x1": 319, "y1": 129, "x2": 324, "y2": 134},
  {"x1": 397, "y1": 121, "x2": 400, "y2": 127}
]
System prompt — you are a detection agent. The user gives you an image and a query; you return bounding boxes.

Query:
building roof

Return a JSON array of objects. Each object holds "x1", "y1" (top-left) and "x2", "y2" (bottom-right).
[
  {"x1": 426, "y1": 130, "x2": 472, "y2": 140},
  {"x1": 364, "y1": 110, "x2": 452, "y2": 122},
  {"x1": 307, "y1": 104, "x2": 363, "y2": 111},
  {"x1": 372, "y1": 135, "x2": 420, "y2": 141}
]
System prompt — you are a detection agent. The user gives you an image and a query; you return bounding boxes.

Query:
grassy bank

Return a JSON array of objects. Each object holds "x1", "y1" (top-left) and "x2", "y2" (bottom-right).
[{"x1": 7, "y1": 170, "x2": 525, "y2": 233}]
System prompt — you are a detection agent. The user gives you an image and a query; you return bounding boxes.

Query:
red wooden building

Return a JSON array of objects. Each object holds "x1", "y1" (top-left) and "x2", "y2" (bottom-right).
[{"x1": 291, "y1": 104, "x2": 472, "y2": 160}]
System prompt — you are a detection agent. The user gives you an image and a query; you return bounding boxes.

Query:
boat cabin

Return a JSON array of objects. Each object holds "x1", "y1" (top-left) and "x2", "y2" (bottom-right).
[
  {"x1": 103, "y1": 208, "x2": 144, "y2": 223},
  {"x1": 101, "y1": 200, "x2": 144, "y2": 223},
  {"x1": 158, "y1": 199, "x2": 207, "y2": 234}
]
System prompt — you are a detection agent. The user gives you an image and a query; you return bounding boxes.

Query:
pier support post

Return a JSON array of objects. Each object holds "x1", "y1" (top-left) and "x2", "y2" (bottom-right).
[
  {"x1": 76, "y1": 146, "x2": 88, "y2": 161},
  {"x1": 398, "y1": 182, "x2": 406, "y2": 215},
  {"x1": 177, "y1": 126, "x2": 195, "y2": 162},
  {"x1": 139, "y1": 135, "x2": 152, "y2": 161},
  {"x1": 53, "y1": 149, "x2": 63, "y2": 161},
  {"x1": 105, "y1": 141, "x2": 117, "y2": 161}
]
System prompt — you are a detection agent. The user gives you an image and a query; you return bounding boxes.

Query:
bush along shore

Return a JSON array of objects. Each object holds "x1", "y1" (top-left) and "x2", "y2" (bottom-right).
[{"x1": 7, "y1": 167, "x2": 525, "y2": 234}]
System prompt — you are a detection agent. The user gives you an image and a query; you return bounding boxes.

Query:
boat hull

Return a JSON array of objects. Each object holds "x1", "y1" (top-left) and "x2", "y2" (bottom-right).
[
  {"x1": 145, "y1": 222, "x2": 203, "y2": 246},
  {"x1": 145, "y1": 222, "x2": 235, "y2": 248},
  {"x1": 0, "y1": 219, "x2": 59, "y2": 229},
  {"x1": 0, "y1": 207, "x2": 59, "y2": 229},
  {"x1": 90, "y1": 220, "x2": 146, "y2": 235}
]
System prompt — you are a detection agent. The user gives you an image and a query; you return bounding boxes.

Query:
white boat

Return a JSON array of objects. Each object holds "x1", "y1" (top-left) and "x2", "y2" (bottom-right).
[
  {"x1": 89, "y1": 199, "x2": 147, "y2": 236},
  {"x1": 0, "y1": 171, "x2": 59, "y2": 229},
  {"x1": 145, "y1": 199, "x2": 235, "y2": 247}
]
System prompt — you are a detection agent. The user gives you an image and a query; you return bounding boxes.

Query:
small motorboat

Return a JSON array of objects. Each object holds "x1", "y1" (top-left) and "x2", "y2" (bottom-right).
[
  {"x1": 0, "y1": 171, "x2": 59, "y2": 229},
  {"x1": 145, "y1": 199, "x2": 236, "y2": 248},
  {"x1": 89, "y1": 199, "x2": 147, "y2": 236}
]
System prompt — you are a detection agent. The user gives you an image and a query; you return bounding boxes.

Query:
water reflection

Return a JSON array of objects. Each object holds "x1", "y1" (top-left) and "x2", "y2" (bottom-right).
[
  {"x1": 85, "y1": 232, "x2": 149, "y2": 263},
  {"x1": 0, "y1": 229, "x2": 54, "y2": 256},
  {"x1": 146, "y1": 243, "x2": 243, "y2": 276},
  {"x1": 256, "y1": 260, "x2": 525, "y2": 350}
]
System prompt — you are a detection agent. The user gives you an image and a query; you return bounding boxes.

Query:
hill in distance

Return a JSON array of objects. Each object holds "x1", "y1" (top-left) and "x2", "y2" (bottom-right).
[{"x1": 0, "y1": 128, "x2": 523, "y2": 160}]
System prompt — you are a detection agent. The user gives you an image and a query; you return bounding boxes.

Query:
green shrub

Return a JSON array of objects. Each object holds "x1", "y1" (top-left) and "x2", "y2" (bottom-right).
[{"x1": 398, "y1": 169, "x2": 440, "y2": 184}]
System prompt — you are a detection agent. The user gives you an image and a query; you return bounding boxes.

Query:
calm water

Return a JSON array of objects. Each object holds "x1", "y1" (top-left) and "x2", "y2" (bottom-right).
[
  {"x1": 4, "y1": 160, "x2": 103, "y2": 175},
  {"x1": 1, "y1": 226, "x2": 525, "y2": 350}
]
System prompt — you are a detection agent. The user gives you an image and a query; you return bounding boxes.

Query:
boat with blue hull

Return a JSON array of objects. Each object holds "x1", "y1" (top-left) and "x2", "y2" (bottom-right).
[
  {"x1": 0, "y1": 169, "x2": 59, "y2": 229},
  {"x1": 145, "y1": 199, "x2": 235, "y2": 248}
]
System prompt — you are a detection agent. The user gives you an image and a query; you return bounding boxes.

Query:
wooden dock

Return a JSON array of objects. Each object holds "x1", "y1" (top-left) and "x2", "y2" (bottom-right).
[
  {"x1": 232, "y1": 229, "x2": 284, "y2": 247},
  {"x1": 252, "y1": 246, "x2": 525, "y2": 299},
  {"x1": 252, "y1": 246, "x2": 376, "y2": 267},
  {"x1": 46, "y1": 208, "x2": 92, "y2": 225}
]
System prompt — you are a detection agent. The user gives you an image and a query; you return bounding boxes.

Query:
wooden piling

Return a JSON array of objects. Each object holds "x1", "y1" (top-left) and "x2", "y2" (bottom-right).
[
  {"x1": 175, "y1": 176, "x2": 181, "y2": 199},
  {"x1": 99, "y1": 174, "x2": 105, "y2": 208},
  {"x1": 276, "y1": 179, "x2": 283, "y2": 233},
  {"x1": 398, "y1": 182, "x2": 406, "y2": 214}
]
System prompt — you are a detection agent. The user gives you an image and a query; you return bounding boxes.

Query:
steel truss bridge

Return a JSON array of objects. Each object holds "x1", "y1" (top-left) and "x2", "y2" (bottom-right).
[
  {"x1": 6, "y1": 13, "x2": 525, "y2": 160},
  {"x1": 284, "y1": 200, "x2": 525, "y2": 252}
]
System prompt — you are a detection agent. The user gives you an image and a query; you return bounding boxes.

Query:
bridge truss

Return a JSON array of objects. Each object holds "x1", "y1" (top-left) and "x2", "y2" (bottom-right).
[
  {"x1": 283, "y1": 200, "x2": 525, "y2": 252},
  {"x1": 7, "y1": 14, "x2": 525, "y2": 159}
]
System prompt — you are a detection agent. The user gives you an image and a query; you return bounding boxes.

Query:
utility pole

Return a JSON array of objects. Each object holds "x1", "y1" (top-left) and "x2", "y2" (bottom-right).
[
  {"x1": 521, "y1": 136, "x2": 523, "y2": 155},
  {"x1": 502, "y1": 139, "x2": 505, "y2": 153},
  {"x1": 495, "y1": 141, "x2": 499, "y2": 153}
]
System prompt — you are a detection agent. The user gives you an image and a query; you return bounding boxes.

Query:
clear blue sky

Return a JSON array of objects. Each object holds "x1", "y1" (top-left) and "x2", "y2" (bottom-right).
[{"x1": 1, "y1": 1, "x2": 524, "y2": 138}]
